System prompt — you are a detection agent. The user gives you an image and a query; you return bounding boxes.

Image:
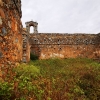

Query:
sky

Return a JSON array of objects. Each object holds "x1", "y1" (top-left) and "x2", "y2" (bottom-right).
[{"x1": 21, "y1": 0, "x2": 100, "y2": 33}]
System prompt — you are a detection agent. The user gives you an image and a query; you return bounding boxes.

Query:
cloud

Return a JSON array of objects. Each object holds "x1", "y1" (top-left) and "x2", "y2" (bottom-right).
[{"x1": 21, "y1": 0, "x2": 100, "y2": 33}]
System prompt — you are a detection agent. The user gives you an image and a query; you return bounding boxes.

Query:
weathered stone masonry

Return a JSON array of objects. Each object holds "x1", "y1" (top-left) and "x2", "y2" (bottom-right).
[
  {"x1": 25, "y1": 21, "x2": 38, "y2": 33},
  {"x1": 0, "y1": 0, "x2": 22, "y2": 77},
  {"x1": 0, "y1": 0, "x2": 100, "y2": 79},
  {"x1": 22, "y1": 28, "x2": 30, "y2": 62},
  {"x1": 29, "y1": 33, "x2": 100, "y2": 60},
  {"x1": 24, "y1": 21, "x2": 100, "y2": 61}
]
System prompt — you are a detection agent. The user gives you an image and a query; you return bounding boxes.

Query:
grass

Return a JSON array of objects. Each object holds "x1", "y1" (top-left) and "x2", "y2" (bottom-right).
[{"x1": 0, "y1": 58, "x2": 100, "y2": 100}]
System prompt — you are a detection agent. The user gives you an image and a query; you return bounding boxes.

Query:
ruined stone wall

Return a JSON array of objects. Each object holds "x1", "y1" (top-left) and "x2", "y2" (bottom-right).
[
  {"x1": 22, "y1": 28, "x2": 30, "y2": 62},
  {"x1": 0, "y1": 0, "x2": 22, "y2": 76},
  {"x1": 30, "y1": 33, "x2": 100, "y2": 60}
]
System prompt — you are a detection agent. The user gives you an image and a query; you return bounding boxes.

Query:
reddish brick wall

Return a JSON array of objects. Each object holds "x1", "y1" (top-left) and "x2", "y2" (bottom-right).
[
  {"x1": 0, "y1": 0, "x2": 22, "y2": 77},
  {"x1": 30, "y1": 33, "x2": 100, "y2": 60}
]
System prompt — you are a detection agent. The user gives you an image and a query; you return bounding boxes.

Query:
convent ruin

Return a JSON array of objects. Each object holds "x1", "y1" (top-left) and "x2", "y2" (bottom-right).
[
  {"x1": 23, "y1": 21, "x2": 100, "y2": 62},
  {"x1": 0, "y1": 0, "x2": 100, "y2": 77}
]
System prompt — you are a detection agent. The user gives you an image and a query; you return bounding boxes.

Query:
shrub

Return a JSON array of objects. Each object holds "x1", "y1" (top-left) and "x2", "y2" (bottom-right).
[
  {"x1": 0, "y1": 58, "x2": 100, "y2": 100},
  {"x1": 0, "y1": 82, "x2": 14, "y2": 100}
]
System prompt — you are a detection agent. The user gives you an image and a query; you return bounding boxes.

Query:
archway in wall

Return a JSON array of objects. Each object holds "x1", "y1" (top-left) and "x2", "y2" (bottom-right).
[
  {"x1": 25, "y1": 21, "x2": 39, "y2": 61},
  {"x1": 25, "y1": 21, "x2": 38, "y2": 34},
  {"x1": 30, "y1": 26, "x2": 34, "y2": 33}
]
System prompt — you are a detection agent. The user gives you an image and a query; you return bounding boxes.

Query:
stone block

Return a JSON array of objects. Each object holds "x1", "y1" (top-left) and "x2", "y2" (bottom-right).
[
  {"x1": 0, "y1": 8, "x2": 5, "y2": 18},
  {"x1": 0, "y1": 16, "x2": 2, "y2": 25},
  {"x1": 1, "y1": 27, "x2": 7, "y2": 36},
  {"x1": 8, "y1": 21, "x2": 11, "y2": 28},
  {"x1": 0, "y1": 0, "x2": 3, "y2": 6},
  {"x1": 0, "y1": 52, "x2": 3, "y2": 58}
]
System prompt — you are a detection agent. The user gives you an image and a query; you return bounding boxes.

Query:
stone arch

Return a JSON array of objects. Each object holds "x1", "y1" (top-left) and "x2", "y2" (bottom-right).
[{"x1": 25, "y1": 21, "x2": 38, "y2": 33}]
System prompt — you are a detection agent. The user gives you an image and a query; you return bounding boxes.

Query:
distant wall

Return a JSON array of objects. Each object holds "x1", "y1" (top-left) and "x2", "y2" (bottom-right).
[
  {"x1": 30, "y1": 33, "x2": 100, "y2": 60},
  {"x1": 0, "y1": 0, "x2": 22, "y2": 77}
]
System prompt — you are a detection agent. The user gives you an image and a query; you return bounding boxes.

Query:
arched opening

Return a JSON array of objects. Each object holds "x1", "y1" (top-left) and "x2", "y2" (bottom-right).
[{"x1": 30, "y1": 26, "x2": 34, "y2": 33}]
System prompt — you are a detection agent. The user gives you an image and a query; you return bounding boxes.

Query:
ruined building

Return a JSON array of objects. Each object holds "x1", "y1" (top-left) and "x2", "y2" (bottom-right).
[
  {"x1": 24, "y1": 21, "x2": 100, "y2": 61},
  {"x1": 0, "y1": 0, "x2": 100, "y2": 72}
]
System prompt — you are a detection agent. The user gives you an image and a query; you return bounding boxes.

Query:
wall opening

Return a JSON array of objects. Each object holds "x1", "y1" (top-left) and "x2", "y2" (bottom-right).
[{"x1": 30, "y1": 26, "x2": 34, "y2": 33}]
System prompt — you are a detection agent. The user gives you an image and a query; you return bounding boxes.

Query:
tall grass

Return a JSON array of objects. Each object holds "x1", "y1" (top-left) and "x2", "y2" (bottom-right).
[{"x1": 0, "y1": 58, "x2": 100, "y2": 100}]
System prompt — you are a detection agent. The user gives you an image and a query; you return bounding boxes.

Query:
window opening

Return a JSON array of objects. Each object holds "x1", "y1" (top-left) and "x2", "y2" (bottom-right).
[{"x1": 30, "y1": 26, "x2": 34, "y2": 33}]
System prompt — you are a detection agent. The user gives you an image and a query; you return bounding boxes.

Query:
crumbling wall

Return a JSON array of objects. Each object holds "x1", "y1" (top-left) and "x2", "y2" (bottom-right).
[
  {"x1": 22, "y1": 28, "x2": 30, "y2": 62},
  {"x1": 25, "y1": 21, "x2": 38, "y2": 33},
  {"x1": 30, "y1": 33, "x2": 100, "y2": 60},
  {"x1": 0, "y1": 0, "x2": 22, "y2": 77}
]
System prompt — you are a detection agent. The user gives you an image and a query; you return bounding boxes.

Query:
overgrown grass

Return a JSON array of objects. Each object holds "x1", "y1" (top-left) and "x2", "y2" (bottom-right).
[{"x1": 0, "y1": 58, "x2": 100, "y2": 100}]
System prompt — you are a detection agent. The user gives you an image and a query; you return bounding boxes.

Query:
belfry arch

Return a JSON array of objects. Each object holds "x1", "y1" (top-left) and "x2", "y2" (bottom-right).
[{"x1": 25, "y1": 21, "x2": 38, "y2": 33}]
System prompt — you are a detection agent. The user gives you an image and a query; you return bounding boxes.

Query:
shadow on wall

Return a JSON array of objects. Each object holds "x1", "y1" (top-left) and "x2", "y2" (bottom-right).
[{"x1": 30, "y1": 53, "x2": 39, "y2": 60}]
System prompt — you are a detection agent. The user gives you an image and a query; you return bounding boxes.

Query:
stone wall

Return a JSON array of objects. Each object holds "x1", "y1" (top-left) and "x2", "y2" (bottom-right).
[
  {"x1": 22, "y1": 28, "x2": 30, "y2": 62},
  {"x1": 0, "y1": 0, "x2": 22, "y2": 78},
  {"x1": 0, "y1": 0, "x2": 99, "y2": 77},
  {"x1": 30, "y1": 33, "x2": 100, "y2": 60}
]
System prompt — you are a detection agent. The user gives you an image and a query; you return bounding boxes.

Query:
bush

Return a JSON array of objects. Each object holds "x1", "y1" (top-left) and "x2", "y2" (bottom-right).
[
  {"x1": 0, "y1": 64, "x2": 41, "y2": 100},
  {"x1": 0, "y1": 58, "x2": 100, "y2": 100},
  {"x1": 0, "y1": 82, "x2": 14, "y2": 100}
]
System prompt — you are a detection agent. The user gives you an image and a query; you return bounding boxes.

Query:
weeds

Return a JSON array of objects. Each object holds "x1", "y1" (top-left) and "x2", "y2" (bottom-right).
[{"x1": 0, "y1": 58, "x2": 100, "y2": 100}]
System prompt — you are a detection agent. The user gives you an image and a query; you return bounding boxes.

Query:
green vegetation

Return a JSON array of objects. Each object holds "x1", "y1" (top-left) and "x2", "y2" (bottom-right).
[{"x1": 0, "y1": 58, "x2": 100, "y2": 100}]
